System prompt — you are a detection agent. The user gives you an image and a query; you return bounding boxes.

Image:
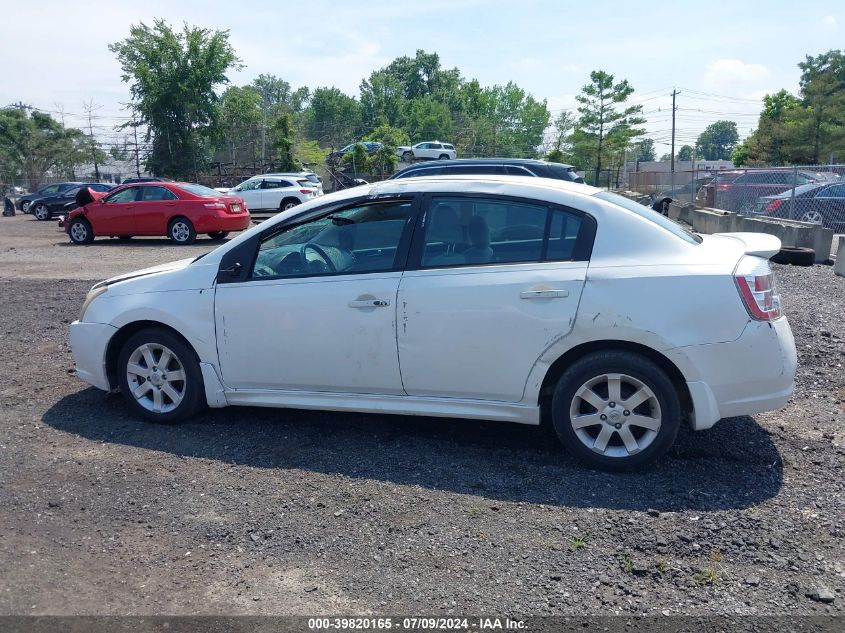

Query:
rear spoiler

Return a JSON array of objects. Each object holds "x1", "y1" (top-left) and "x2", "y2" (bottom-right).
[{"x1": 714, "y1": 232, "x2": 782, "y2": 259}]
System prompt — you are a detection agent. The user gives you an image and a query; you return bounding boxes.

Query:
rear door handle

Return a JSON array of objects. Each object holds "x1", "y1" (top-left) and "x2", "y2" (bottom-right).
[
  {"x1": 349, "y1": 299, "x2": 390, "y2": 308},
  {"x1": 520, "y1": 289, "x2": 569, "y2": 299}
]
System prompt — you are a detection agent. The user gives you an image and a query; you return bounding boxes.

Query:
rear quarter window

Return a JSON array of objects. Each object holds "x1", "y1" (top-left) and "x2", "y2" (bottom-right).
[{"x1": 593, "y1": 191, "x2": 701, "y2": 245}]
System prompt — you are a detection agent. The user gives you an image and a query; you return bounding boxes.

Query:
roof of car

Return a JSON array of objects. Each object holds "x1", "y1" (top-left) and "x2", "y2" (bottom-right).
[{"x1": 394, "y1": 157, "x2": 574, "y2": 170}]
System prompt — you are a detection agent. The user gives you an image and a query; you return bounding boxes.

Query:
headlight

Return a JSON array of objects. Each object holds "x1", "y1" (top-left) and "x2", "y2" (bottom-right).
[{"x1": 79, "y1": 285, "x2": 108, "y2": 321}]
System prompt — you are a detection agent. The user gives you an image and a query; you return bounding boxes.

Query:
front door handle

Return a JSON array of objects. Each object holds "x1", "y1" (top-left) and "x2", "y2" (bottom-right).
[
  {"x1": 349, "y1": 299, "x2": 391, "y2": 308},
  {"x1": 520, "y1": 289, "x2": 569, "y2": 299}
]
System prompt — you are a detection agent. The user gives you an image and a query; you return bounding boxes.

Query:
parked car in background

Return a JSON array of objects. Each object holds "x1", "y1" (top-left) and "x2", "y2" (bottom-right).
[
  {"x1": 17, "y1": 182, "x2": 83, "y2": 212},
  {"x1": 702, "y1": 170, "x2": 828, "y2": 213},
  {"x1": 756, "y1": 181, "x2": 845, "y2": 230},
  {"x1": 122, "y1": 177, "x2": 167, "y2": 184},
  {"x1": 63, "y1": 182, "x2": 249, "y2": 245},
  {"x1": 69, "y1": 176, "x2": 795, "y2": 470},
  {"x1": 227, "y1": 175, "x2": 319, "y2": 212},
  {"x1": 396, "y1": 141, "x2": 457, "y2": 161},
  {"x1": 328, "y1": 142, "x2": 384, "y2": 161},
  {"x1": 266, "y1": 171, "x2": 324, "y2": 196},
  {"x1": 389, "y1": 158, "x2": 584, "y2": 183},
  {"x1": 30, "y1": 183, "x2": 114, "y2": 220},
  {"x1": 653, "y1": 176, "x2": 714, "y2": 203}
]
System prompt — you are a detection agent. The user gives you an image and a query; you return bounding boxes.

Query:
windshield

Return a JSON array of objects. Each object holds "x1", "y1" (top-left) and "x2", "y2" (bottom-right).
[
  {"x1": 593, "y1": 191, "x2": 701, "y2": 245},
  {"x1": 180, "y1": 183, "x2": 223, "y2": 197}
]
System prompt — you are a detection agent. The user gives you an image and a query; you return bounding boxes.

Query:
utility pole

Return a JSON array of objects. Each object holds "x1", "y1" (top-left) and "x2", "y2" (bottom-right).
[
  {"x1": 55, "y1": 102, "x2": 75, "y2": 178},
  {"x1": 83, "y1": 100, "x2": 102, "y2": 182},
  {"x1": 132, "y1": 117, "x2": 141, "y2": 178},
  {"x1": 670, "y1": 89, "x2": 679, "y2": 194}
]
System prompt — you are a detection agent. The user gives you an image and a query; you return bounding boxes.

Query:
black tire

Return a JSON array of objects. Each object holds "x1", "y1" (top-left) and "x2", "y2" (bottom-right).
[
  {"x1": 280, "y1": 198, "x2": 301, "y2": 211},
  {"x1": 117, "y1": 328, "x2": 205, "y2": 423},
  {"x1": 33, "y1": 204, "x2": 51, "y2": 221},
  {"x1": 21, "y1": 200, "x2": 31, "y2": 213},
  {"x1": 771, "y1": 246, "x2": 815, "y2": 266},
  {"x1": 117, "y1": 236, "x2": 133, "y2": 241},
  {"x1": 67, "y1": 218, "x2": 94, "y2": 244},
  {"x1": 207, "y1": 231, "x2": 229, "y2": 240},
  {"x1": 402, "y1": 151, "x2": 414, "y2": 162},
  {"x1": 438, "y1": 154, "x2": 450, "y2": 160},
  {"x1": 551, "y1": 350, "x2": 681, "y2": 471},
  {"x1": 168, "y1": 217, "x2": 196, "y2": 245}
]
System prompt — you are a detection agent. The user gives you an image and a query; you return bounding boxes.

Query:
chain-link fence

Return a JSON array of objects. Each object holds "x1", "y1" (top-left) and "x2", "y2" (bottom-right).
[{"x1": 628, "y1": 165, "x2": 845, "y2": 233}]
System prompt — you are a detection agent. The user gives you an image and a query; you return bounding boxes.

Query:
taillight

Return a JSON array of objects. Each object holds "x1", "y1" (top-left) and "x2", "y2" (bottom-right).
[
  {"x1": 765, "y1": 199, "x2": 783, "y2": 213},
  {"x1": 734, "y1": 256, "x2": 783, "y2": 321},
  {"x1": 299, "y1": 188, "x2": 313, "y2": 195},
  {"x1": 204, "y1": 201, "x2": 226, "y2": 209}
]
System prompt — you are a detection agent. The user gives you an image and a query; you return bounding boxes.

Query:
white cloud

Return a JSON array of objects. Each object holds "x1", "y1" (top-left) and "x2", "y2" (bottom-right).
[
  {"x1": 821, "y1": 15, "x2": 837, "y2": 27},
  {"x1": 702, "y1": 59, "x2": 772, "y2": 89}
]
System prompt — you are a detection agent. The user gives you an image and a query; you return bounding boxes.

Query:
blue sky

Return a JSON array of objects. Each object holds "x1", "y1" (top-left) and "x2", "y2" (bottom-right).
[{"x1": 1, "y1": 0, "x2": 843, "y2": 154}]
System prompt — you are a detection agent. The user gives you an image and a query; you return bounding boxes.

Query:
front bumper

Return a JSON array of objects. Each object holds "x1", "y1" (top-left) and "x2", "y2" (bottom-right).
[
  {"x1": 69, "y1": 321, "x2": 118, "y2": 391},
  {"x1": 682, "y1": 317, "x2": 797, "y2": 429}
]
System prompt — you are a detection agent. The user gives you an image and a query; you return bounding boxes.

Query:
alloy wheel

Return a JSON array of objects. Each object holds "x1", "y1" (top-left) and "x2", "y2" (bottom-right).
[
  {"x1": 800, "y1": 210, "x2": 824, "y2": 225},
  {"x1": 171, "y1": 221, "x2": 191, "y2": 243},
  {"x1": 125, "y1": 343, "x2": 186, "y2": 414},
  {"x1": 34, "y1": 205, "x2": 49, "y2": 220},
  {"x1": 568, "y1": 373, "x2": 662, "y2": 458},
  {"x1": 70, "y1": 222, "x2": 88, "y2": 242}
]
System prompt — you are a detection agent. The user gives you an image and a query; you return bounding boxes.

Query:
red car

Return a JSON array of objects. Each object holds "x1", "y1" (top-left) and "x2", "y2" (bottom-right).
[{"x1": 63, "y1": 182, "x2": 250, "y2": 245}]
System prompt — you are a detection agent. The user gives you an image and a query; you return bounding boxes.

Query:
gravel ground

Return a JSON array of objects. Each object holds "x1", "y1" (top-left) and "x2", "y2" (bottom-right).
[{"x1": 0, "y1": 213, "x2": 843, "y2": 616}]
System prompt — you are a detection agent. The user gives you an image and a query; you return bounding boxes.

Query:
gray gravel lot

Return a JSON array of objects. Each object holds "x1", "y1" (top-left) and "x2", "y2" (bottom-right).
[{"x1": 0, "y1": 213, "x2": 843, "y2": 616}]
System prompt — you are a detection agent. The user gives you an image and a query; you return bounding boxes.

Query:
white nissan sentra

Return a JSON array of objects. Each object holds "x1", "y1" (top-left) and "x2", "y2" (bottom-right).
[{"x1": 69, "y1": 176, "x2": 797, "y2": 469}]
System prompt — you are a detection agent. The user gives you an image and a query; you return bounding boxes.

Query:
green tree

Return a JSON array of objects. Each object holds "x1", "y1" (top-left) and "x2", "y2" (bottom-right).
[
  {"x1": 109, "y1": 19, "x2": 240, "y2": 178},
  {"x1": 304, "y1": 87, "x2": 362, "y2": 150},
  {"x1": 269, "y1": 112, "x2": 299, "y2": 172},
  {"x1": 575, "y1": 70, "x2": 645, "y2": 184},
  {"x1": 633, "y1": 138, "x2": 656, "y2": 162},
  {"x1": 218, "y1": 86, "x2": 262, "y2": 164},
  {"x1": 695, "y1": 120, "x2": 739, "y2": 160},
  {"x1": 547, "y1": 110, "x2": 576, "y2": 160},
  {"x1": 402, "y1": 97, "x2": 453, "y2": 141},
  {"x1": 365, "y1": 123, "x2": 409, "y2": 176},
  {"x1": 731, "y1": 140, "x2": 750, "y2": 166},
  {"x1": 676, "y1": 144, "x2": 693, "y2": 161},
  {"x1": 796, "y1": 50, "x2": 845, "y2": 164},
  {"x1": 0, "y1": 107, "x2": 95, "y2": 186}
]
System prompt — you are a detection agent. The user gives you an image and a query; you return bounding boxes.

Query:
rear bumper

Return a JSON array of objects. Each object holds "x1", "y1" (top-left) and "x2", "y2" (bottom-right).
[
  {"x1": 194, "y1": 213, "x2": 251, "y2": 233},
  {"x1": 682, "y1": 317, "x2": 797, "y2": 430},
  {"x1": 69, "y1": 321, "x2": 118, "y2": 391}
]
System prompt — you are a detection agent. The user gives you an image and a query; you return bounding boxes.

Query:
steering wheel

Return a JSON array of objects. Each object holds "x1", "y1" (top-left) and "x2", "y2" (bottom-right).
[{"x1": 300, "y1": 242, "x2": 336, "y2": 272}]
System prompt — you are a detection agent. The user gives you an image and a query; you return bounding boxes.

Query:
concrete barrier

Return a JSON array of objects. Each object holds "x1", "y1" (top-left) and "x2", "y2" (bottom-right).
[
  {"x1": 685, "y1": 208, "x2": 833, "y2": 263},
  {"x1": 835, "y1": 238, "x2": 845, "y2": 278},
  {"x1": 668, "y1": 201, "x2": 695, "y2": 225}
]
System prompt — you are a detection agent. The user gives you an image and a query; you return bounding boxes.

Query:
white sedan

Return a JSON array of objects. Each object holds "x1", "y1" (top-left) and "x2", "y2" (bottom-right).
[
  {"x1": 396, "y1": 142, "x2": 457, "y2": 162},
  {"x1": 69, "y1": 176, "x2": 796, "y2": 470}
]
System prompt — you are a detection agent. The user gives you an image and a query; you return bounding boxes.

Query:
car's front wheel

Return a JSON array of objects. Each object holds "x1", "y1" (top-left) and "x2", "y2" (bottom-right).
[
  {"x1": 117, "y1": 328, "x2": 205, "y2": 423},
  {"x1": 68, "y1": 218, "x2": 94, "y2": 244},
  {"x1": 33, "y1": 204, "x2": 51, "y2": 221},
  {"x1": 21, "y1": 200, "x2": 31, "y2": 213},
  {"x1": 551, "y1": 350, "x2": 680, "y2": 470},
  {"x1": 168, "y1": 217, "x2": 196, "y2": 245}
]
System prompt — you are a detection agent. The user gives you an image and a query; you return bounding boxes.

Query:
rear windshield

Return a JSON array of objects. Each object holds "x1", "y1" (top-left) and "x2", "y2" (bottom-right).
[
  {"x1": 304, "y1": 174, "x2": 321, "y2": 184},
  {"x1": 180, "y1": 183, "x2": 223, "y2": 197},
  {"x1": 593, "y1": 191, "x2": 701, "y2": 245}
]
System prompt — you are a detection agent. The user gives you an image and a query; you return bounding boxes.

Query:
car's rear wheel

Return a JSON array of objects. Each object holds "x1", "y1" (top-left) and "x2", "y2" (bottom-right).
[
  {"x1": 551, "y1": 351, "x2": 680, "y2": 471},
  {"x1": 280, "y1": 198, "x2": 300, "y2": 211},
  {"x1": 799, "y1": 209, "x2": 824, "y2": 225},
  {"x1": 438, "y1": 154, "x2": 450, "y2": 160},
  {"x1": 21, "y1": 200, "x2": 31, "y2": 213},
  {"x1": 402, "y1": 151, "x2": 414, "y2": 162},
  {"x1": 33, "y1": 204, "x2": 51, "y2": 221},
  {"x1": 68, "y1": 218, "x2": 94, "y2": 244},
  {"x1": 168, "y1": 217, "x2": 196, "y2": 245},
  {"x1": 117, "y1": 328, "x2": 205, "y2": 423},
  {"x1": 207, "y1": 231, "x2": 229, "y2": 240}
]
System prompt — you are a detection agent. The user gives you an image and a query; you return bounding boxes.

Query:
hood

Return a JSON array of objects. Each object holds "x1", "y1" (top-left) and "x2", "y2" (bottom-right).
[
  {"x1": 76, "y1": 187, "x2": 107, "y2": 207},
  {"x1": 92, "y1": 257, "x2": 196, "y2": 290}
]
